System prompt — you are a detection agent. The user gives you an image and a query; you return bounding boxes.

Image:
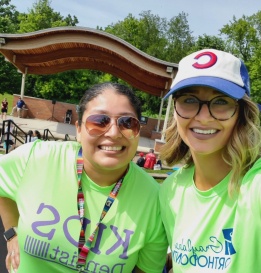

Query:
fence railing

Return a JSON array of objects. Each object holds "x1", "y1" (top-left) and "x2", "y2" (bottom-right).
[
  {"x1": 0, "y1": 119, "x2": 27, "y2": 154},
  {"x1": 1, "y1": 120, "x2": 75, "y2": 154},
  {"x1": 43, "y1": 129, "x2": 56, "y2": 141}
]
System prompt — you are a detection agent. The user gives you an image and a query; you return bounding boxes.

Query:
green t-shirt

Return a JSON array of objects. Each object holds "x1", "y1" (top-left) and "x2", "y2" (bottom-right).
[
  {"x1": 0, "y1": 140, "x2": 168, "y2": 273},
  {"x1": 159, "y1": 159, "x2": 261, "y2": 273}
]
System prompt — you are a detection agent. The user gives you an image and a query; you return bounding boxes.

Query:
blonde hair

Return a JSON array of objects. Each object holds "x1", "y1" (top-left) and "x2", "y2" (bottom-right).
[{"x1": 160, "y1": 95, "x2": 261, "y2": 195}]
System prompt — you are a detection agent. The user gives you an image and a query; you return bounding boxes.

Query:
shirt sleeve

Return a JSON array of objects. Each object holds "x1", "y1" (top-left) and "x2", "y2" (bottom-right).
[
  {"x1": 0, "y1": 142, "x2": 34, "y2": 200},
  {"x1": 136, "y1": 190, "x2": 169, "y2": 273}
]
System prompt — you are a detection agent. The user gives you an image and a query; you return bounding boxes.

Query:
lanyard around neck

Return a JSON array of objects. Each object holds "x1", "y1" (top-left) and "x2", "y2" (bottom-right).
[{"x1": 76, "y1": 147, "x2": 126, "y2": 272}]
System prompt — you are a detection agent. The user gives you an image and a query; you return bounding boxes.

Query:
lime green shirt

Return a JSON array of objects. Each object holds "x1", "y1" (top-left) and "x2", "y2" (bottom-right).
[
  {"x1": 0, "y1": 140, "x2": 168, "y2": 273},
  {"x1": 159, "y1": 159, "x2": 261, "y2": 272}
]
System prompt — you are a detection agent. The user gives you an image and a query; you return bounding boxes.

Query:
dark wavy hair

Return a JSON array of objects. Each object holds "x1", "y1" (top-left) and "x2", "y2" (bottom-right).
[{"x1": 77, "y1": 82, "x2": 141, "y2": 126}]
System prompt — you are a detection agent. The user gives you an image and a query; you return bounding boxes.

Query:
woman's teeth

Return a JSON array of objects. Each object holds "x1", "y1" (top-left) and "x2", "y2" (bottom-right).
[
  {"x1": 193, "y1": 129, "x2": 217, "y2": 135},
  {"x1": 100, "y1": 146, "x2": 122, "y2": 151}
]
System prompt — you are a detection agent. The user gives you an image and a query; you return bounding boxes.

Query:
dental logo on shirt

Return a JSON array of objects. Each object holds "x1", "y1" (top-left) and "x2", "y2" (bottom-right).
[
  {"x1": 222, "y1": 228, "x2": 236, "y2": 255},
  {"x1": 23, "y1": 202, "x2": 134, "y2": 272},
  {"x1": 172, "y1": 228, "x2": 236, "y2": 271}
]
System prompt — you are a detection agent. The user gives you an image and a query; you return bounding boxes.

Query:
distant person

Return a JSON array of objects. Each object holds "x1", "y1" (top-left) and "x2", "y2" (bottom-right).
[
  {"x1": 136, "y1": 152, "x2": 145, "y2": 167},
  {"x1": 34, "y1": 130, "x2": 41, "y2": 140},
  {"x1": 26, "y1": 130, "x2": 42, "y2": 143},
  {"x1": 1, "y1": 98, "x2": 8, "y2": 120},
  {"x1": 10, "y1": 97, "x2": 25, "y2": 118},
  {"x1": 26, "y1": 130, "x2": 34, "y2": 143},
  {"x1": 144, "y1": 148, "x2": 157, "y2": 169},
  {"x1": 156, "y1": 159, "x2": 162, "y2": 169}
]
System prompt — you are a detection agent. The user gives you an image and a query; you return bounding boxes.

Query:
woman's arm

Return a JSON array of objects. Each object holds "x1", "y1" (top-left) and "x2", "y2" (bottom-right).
[
  {"x1": 0, "y1": 197, "x2": 20, "y2": 272},
  {"x1": 133, "y1": 267, "x2": 145, "y2": 273}
]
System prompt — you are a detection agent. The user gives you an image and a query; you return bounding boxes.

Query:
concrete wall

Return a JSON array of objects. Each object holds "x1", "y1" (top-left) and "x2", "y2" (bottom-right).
[
  {"x1": 12, "y1": 95, "x2": 77, "y2": 124},
  {"x1": 140, "y1": 117, "x2": 164, "y2": 138}
]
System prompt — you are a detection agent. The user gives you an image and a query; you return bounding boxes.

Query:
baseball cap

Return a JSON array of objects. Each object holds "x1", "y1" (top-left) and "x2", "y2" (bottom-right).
[
  {"x1": 164, "y1": 49, "x2": 250, "y2": 100},
  {"x1": 139, "y1": 152, "x2": 144, "y2": 157}
]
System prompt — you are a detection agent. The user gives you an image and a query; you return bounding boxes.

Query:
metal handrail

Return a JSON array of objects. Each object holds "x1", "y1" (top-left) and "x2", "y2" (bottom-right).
[
  {"x1": 43, "y1": 128, "x2": 56, "y2": 141},
  {"x1": 1, "y1": 119, "x2": 27, "y2": 154},
  {"x1": 64, "y1": 133, "x2": 70, "y2": 141},
  {"x1": 1, "y1": 120, "x2": 75, "y2": 154}
]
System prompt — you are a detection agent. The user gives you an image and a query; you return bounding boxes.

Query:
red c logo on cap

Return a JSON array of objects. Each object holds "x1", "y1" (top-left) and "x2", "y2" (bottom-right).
[{"x1": 192, "y1": 51, "x2": 217, "y2": 69}]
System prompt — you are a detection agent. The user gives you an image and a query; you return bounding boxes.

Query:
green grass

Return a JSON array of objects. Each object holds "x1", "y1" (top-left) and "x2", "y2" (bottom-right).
[
  {"x1": 144, "y1": 168, "x2": 171, "y2": 174},
  {"x1": 0, "y1": 93, "x2": 14, "y2": 113}
]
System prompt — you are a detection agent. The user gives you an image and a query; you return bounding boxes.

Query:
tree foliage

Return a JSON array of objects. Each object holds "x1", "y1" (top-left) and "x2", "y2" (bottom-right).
[
  {"x1": 16, "y1": 0, "x2": 87, "y2": 101},
  {"x1": 18, "y1": 0, "x2": 78, "y2": 33},
  {"x1": 1, "y1": 1, "x2": 261, "y2": 112},
  {"x1": 220, "y1": 12, "x2": 261, "y2": 103},
  {"x1": 189, "y1": 34, "x2": 226, "y2": 53},
  {"x1": 220, "y1": 15, "x2": 258, "y2": 61},
  {"x1": 0, "y1": 0, "x2": 21, "y2": 94},
  {"x1": 104, "y1": 11, "x2": 195, "y2": 114},
  {"x1": 165, "y1": 12, "x2": 195, "y2": 63}
]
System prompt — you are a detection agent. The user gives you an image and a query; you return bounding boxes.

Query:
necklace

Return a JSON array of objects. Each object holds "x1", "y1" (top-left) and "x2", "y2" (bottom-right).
[{"x1": 76, "y1": 147, "x2": 126, "y2": 272}]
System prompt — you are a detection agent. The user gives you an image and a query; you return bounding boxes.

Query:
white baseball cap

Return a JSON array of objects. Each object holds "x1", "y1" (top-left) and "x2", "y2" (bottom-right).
[{"x1": 165, "y1": 49, "x2": 250, "y2": 99}]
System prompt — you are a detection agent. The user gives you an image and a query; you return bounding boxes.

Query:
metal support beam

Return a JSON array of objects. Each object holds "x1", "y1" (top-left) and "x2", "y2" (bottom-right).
[
  {"x1": 156, "y1": 91, "x2": 164, "y2": 132},
  {"x1": 161, "y1": 94, "x2": 172, "y2": 142},
  {"x1": 20, "y1": 67, "x2": 28, "y2": 99}
]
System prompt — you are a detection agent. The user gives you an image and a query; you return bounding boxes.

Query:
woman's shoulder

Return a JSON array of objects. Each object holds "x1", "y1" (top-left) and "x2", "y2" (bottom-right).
[
  {"x1": 21, "y1": 140, "x2": 81, "y2": 160},
  {"x1": 129, "y1": 161, "x2": 160, "y2": 189},
  {"x1": 34, "y1": 140, "x2": 80, "y2": 150},
  {"x1": 242, "y1": 157, "x2": 261, "y2": 184},
  {"x1": 160, "y1": 165, "x2": 194, "y2": 189}
]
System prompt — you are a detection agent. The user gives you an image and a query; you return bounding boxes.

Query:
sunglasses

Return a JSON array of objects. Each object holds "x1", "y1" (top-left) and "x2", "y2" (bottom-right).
[{"x1": 84, "y1": 114, "x2": 140, "y2": 139}]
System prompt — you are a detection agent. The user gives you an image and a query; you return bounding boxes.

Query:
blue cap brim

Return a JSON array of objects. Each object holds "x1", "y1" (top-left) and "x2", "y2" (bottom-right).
[{"x1": 164, "y1": 76, "x2": 247, "y2": 100}]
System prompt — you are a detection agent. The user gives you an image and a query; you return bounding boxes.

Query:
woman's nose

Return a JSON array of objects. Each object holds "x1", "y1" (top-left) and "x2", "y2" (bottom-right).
[
  {"x1": 104, "y1": 120, "x2": 122, "y2": 139},
  {"x1": 195, "y1": 104, "x2": 214, "y2": 121}
]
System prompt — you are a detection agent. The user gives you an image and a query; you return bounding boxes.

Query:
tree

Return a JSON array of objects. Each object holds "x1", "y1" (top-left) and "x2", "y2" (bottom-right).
[
  {"x1": 190, "y1": 34, "x2": 226, "y2": 53},
  {"x1": 104, "y1": 11, "x2": 196, "y2": 115},
  {"x1": 15, "y1": 0, "x2": 86, "y2": 100},
  {"x1": 0, "y1": 0, "x2": 21, "y2": 94},
  {"x1": 18, "y1": 0, "x2": 78, "y2": 33},
  {"x1": 26, "y1": 70, "x2": 104, "y2": 102},
  {"x1": 248, "y1": 47, "x2": 261, "y2": 103},
  {"x1": 105, "y1": 11, "x2": 168, "y2": 60},
  {"x1": 220, "y1": 15, "x2": 258, "y2": 62},
  {"x1": 220, "y1": 13, "x2": 261, "y2": 103},
  {"x1": 165, "y1": 12, "x2": 195, "y2": 63},
  {"x1": 104, "y1": 11, "x2": 170, "y2": 115}
]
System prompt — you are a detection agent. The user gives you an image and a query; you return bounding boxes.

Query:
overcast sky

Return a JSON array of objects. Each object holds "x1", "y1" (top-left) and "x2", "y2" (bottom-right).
[{"x1": 10, "y1": 0, "x2": 261, "y2": 37}]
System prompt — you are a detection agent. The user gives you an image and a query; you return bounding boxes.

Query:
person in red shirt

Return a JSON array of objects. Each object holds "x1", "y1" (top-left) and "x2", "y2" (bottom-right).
[{"x1": 144, "y1": 149, "x2": 157, "y2": 169}]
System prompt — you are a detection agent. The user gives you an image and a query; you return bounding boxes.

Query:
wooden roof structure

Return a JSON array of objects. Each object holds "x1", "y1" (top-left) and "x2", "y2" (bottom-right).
[{"x1": 0, "y1": 26, "x2": 178, "y2": 97}]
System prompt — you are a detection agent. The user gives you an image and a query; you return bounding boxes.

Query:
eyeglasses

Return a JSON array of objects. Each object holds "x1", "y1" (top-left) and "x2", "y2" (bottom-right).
[
  {"x1": 174, "y1": 94, "x2": 238, "y2": 121},
  {"x1": 84, "y1": 114, "x2": 140, "y2": 139}
]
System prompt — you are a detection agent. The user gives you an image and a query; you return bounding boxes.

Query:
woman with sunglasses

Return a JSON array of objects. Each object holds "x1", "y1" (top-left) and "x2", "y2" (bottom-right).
[
  {"x1": 159, "y1": 49, "x2": 261, "y2": 273},
  {"x1": 0, "y1": 82, "x2": 168, "y2": 273}
]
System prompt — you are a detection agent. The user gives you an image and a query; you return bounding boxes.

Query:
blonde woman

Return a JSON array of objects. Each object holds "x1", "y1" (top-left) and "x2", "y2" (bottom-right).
[{"x1": 159, "y1": 49, "x2": 261, "y2": 273}]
